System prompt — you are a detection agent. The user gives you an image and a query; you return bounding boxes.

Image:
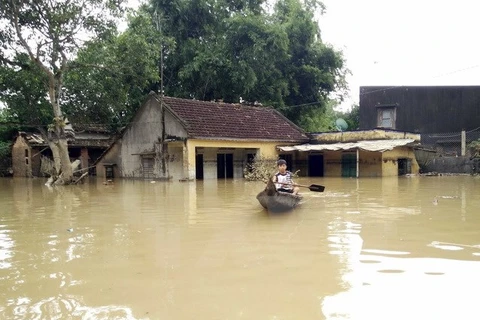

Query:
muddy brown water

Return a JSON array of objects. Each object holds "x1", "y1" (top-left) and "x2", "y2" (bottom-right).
[{"x1": 1, "y1": 176, "x2": 480, "y2": 319}]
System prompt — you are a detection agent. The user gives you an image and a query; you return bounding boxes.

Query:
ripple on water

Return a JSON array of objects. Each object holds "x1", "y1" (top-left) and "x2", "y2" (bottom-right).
[
  {"x1": 0, "y1": 229, "x2": 14, "y2": 269},
  {"x1": 1, "y1": 296, "x2": 138, "y2": 320}
]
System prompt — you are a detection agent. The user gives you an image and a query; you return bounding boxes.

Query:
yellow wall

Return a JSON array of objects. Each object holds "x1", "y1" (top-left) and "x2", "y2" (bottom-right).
[
  {"x1": 324, "y1": 151, "x2": 343, "y2": 177},
  {"x1": 382, "y1": 147, "x2": 420, "y2": 176},
  {"x1": 318, "y1": 147, "x2": 419, "y2": 178},
  {"x1": 184, "y1": 139, "x2": 295, "y2": 180},
  {"x1": 358, "y1": 150, "x2": 382, "y2": 177}
]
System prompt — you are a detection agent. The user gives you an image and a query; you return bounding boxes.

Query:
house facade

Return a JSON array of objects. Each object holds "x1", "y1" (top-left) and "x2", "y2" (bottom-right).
[
  {"x1": 278, "y1": 129, "x2": 421, "y2": 177},
  {"x1": 359, "y1": 86, "x2": 480, "y2": 172},
  {"x1": 95, "y1": 93, "x2": 309, "y2": 180}
]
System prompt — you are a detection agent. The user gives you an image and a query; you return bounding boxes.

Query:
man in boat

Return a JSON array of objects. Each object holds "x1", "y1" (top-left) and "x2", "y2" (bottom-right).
[{"x1": 273, "y1": 159, "x2": 300, "y2": 195}]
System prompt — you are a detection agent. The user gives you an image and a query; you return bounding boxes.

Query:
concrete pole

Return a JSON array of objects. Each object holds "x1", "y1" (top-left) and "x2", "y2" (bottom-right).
[
  {"x1": 461, "y1": 129, "x2": 466, "y2": 156},
  {"x1": 356, "y1": 148, "x2": 359, "y2": 178}
]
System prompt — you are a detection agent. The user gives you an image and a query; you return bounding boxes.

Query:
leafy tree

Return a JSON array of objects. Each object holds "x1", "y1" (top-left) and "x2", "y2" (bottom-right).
[
  {"x1": 338, "y1": 104, "x2": 359, "y2": 130},
  {"x1": 148, "y1": 0, "x2": 347, "y2": 129},
  {"x1": 272, "y1": 0, "x2": 347, "y2": 124},
  {"x1": 63, "y1": 9, "x2": 161, "y2": 128},
  {"x1": 0, "y1": 54, "x2": 53, "y2": 127},
  {"x1": 0, "y1": 0, "x2": 126, "y2": 185},
  {"x1": 296, "y1": 100, "x2": 337, "y2": 132},
  {"x1": 149, "y1": 0, "x2": 269, "y2": 102},
  {"x1": 0, "y1": 108, "x2": 15, "y2": 176}
]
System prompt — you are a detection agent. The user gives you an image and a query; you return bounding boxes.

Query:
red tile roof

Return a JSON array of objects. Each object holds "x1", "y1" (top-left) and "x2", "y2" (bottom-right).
[{"x1": 161, "y1": 96, "x2": 308, "y2": 142}]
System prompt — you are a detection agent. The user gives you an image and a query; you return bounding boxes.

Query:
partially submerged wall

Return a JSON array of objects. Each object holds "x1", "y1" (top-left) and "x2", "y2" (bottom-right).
[{"x1": 424, "y1": 156, "x2": 477, "y2": 174}]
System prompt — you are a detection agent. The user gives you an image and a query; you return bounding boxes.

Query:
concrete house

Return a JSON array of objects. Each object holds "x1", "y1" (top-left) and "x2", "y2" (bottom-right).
[
  {"x1": 94, "y1": 93, "x2": 309, "y2": 180},
  {"x1": 359, "y1": 86, "x2": 480, "y2": 173},
  {"x1": 278, "y1": 129, "x2": 421, "y2": 177}
]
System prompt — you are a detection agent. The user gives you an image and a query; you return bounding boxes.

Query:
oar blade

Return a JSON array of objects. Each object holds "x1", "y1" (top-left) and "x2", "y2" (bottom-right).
[{"x1": 308, "y1": 184, "x2": 325, "y2": 192}]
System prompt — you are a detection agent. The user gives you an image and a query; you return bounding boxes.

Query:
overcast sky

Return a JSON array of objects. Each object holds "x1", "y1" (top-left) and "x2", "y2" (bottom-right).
[{"x1": 319, "y1": 0, "x2": 480, "y2": 110}]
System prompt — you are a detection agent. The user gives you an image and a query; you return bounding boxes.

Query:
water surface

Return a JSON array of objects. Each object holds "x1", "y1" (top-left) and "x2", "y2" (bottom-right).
[{"x1": 1, "y1": 176, "x2": 479, "y2": 319}]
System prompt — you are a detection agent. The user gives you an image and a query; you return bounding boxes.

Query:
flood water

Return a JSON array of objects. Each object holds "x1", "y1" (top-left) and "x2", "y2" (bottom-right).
[{"x1": 1, "y1": 176, "x2": 480, "y2": 319}]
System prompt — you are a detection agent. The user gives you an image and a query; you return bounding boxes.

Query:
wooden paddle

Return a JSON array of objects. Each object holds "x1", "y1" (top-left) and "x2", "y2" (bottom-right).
[{"x1": 280, "y1": 182, "x2": 325, "y2": 192}]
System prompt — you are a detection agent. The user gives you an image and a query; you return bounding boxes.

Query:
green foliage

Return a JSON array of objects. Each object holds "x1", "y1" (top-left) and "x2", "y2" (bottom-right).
[
  {"x1": 338, "y1": 104, "x2": 360, "y2": 130},
  {"x1": 0, "y1": 140, "x2": 10, "y2": 159},
  {"x1": 296, "y1": 100, "x2": 336, "y2": 132},
  {"x1": 0, "y1": 0, "x2": 127, "y2": 127},
  {"x1": 0, "y1": 54, "x2": 53, "y2": 127},
  {"x1": 0, "y1": 0, "x2": 349, "y2": 137},
  {"x1": 0, "y1": 109, "x2": 13, "y2": 175},
  {"x1": 150, "y1": 0, "x2": 347, "y2": 129},
  {"x1": 63, "y1": 9, "x2": 161, "y2": 127},
  {"x1": 273, "y1": 0, "x2": 348, "y2": 124}
]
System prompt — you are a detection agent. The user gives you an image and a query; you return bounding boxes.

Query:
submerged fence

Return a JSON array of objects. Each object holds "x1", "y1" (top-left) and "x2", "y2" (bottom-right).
[
  {"x1": 417, "y1": 127, "x2": 480, "y2": 174},
  {"x1": 420, "y1": 127, "x2": 480, "y2": 157}
]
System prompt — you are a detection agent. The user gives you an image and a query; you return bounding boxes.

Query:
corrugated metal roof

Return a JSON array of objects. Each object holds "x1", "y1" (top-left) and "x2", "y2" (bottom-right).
[{"x1": 278, "y1": 139, "x2": 417, "y2": 152}]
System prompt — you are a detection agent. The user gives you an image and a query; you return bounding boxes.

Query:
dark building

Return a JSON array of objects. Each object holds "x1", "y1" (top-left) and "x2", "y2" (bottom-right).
[
  {"x1": 359, "y1": 86, "x2": 480, "y2": 172},
  {"x1": 359, "y1": 86, "x2": 480, "y2": 133}
]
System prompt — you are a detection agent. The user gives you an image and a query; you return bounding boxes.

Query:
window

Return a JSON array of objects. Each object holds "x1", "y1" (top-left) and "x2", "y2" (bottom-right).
[
  {"x1": 377, "y1": 107, "x2": 396, "y2": 129},
  {"x1": 142, "y1": 157, "x2": 154, "y2": 179},
  {"x1": 105, "y1": 166, "x2": 114, "y2": 179}
]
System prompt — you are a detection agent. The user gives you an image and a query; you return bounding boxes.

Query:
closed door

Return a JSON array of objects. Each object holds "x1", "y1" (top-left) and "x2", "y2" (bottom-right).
[{"x1": 341, "y1": 153, "x2": 357, "y2": 177}]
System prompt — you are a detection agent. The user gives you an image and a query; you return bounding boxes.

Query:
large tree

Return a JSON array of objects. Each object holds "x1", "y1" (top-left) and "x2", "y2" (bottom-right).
[
  {"x1": 149, "y1": 0, "x2": 348, "y2": 129},
  {"x1": 0, "y1": 0, "x2": 126, "y2": 185},
  {"x1": 272, "y1": 0, "x2": 348, "y2": 126}
]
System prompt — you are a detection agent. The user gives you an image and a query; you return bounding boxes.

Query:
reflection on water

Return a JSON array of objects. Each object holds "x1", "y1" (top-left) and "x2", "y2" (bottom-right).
[{"x1": 0, "y1": 176, "x2": 480, "y2": 319}]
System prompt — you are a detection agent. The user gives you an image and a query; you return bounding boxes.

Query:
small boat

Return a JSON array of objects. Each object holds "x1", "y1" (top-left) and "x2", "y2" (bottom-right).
[{"x1": 256, "y1": 179, "x2": 302, "y2": 213}]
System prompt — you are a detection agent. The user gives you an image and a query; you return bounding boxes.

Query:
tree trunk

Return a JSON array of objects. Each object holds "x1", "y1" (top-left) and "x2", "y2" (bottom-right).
[
  {"x1": 45, "y1": 116, "x2": 75, "y2": 186},
  {"x1": 56, "y1": 138, "x2": 74, "y2": 184},
  {"x1": 45, "y1": 82, "x2": 75, "y2": 185},
  {"x1": 49, "y1": 140, "x2": 62, "y2": 175}
]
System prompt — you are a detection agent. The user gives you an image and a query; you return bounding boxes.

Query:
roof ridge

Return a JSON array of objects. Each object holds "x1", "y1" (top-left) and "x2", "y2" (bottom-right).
[{"x1": 162, "y1": 96, "x2": 275, "y2": 110}]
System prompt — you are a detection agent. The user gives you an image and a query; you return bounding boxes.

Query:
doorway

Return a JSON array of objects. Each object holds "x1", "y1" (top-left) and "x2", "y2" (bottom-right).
[
  {"x1": 196, "y1": 154, "x2": 204, "y2": 179},
  {"x1": 217, "y1": 153, "x2": 233, "y2": 179},
  {"x1": 308, "y1": 154, "x2": 324, "y2": 177},
  {"x1": 398, "y1": 158, "x2": 411, "y2": 175}
]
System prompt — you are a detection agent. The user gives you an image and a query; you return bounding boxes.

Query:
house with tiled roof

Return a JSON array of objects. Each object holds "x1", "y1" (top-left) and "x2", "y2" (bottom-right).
[
  {"x1": 95, "y1": 93, "x2": 309, "y2": 180},
  {"x1": 12, "y1": 124, "x2": 114, "y2": 177}
]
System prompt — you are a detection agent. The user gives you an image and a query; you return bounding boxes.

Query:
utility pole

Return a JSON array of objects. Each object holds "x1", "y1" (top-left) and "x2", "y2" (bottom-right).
[{"x1": 154, "y1": 7, "x2": 167, "y2": 176}]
